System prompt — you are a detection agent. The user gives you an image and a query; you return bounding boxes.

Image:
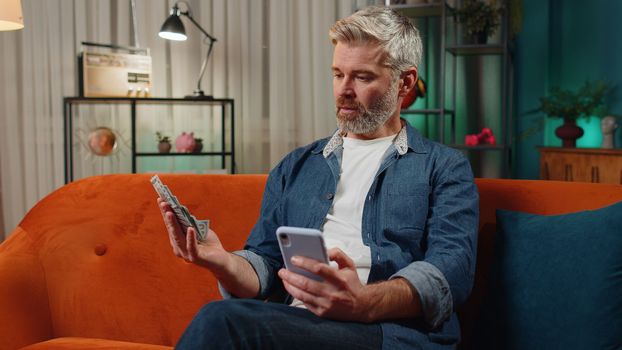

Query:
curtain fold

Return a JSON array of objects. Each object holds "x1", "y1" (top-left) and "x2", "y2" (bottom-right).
[{"x1": 0, "y1": 0, "x2": 371, "y2": 238}]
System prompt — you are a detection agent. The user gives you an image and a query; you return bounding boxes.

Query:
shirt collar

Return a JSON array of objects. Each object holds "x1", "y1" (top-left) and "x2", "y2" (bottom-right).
[{"x1": 322, "y1": 123, "x2": 409, "y2": 158}]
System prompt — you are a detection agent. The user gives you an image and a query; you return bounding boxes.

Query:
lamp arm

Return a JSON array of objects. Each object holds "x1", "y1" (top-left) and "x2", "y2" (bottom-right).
[
  {"x1": 195, "y1": 39, "x2": 215, "y2": 93},
  {"x1": 183, "y1": 13, "x2": 217, "y2": 43},
  {"x1": 178, "y1": 8, "x2": 217, "y2": 96}
]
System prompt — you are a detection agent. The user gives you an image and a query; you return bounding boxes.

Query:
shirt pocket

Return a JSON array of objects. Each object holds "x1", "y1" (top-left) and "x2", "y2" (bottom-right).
[{"x1": 385, "y1": 182, "x2": 430, "y2": 231}]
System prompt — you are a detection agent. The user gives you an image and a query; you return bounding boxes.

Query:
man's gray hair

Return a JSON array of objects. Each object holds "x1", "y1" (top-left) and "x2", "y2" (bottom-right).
[{"x1": 329, "y1": 6, "x2": 422, "y2": 75}]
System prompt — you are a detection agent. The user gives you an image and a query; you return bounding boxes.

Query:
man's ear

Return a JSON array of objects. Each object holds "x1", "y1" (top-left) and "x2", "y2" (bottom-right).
[{"x1": 398, "y1": 68, "x2": 418, "y2": 97}]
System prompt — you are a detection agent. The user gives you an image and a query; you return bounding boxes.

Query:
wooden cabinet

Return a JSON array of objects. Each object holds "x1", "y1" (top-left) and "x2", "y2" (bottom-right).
[{"x1": 538, "y1": 147, "x2": 622, "y2": 184}]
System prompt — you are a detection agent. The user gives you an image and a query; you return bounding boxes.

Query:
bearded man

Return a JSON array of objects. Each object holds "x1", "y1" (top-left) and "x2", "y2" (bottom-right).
[{"x1": 160, "y1": 6, "x2": 479, "y2": 350}]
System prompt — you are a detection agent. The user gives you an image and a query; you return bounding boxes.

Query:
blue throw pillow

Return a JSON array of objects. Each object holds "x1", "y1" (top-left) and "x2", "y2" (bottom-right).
[{"x1": 484, "y1": 201, "x2": 622, "y2": 350}]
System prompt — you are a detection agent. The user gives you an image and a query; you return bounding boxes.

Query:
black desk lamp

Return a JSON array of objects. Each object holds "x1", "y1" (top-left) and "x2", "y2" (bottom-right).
[{"x1": 159, "y1": 1, "x2": 217, "y2": 99}]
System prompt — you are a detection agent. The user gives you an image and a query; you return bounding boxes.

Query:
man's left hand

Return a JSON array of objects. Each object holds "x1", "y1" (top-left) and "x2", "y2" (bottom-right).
[{"x1": 278, "y1": 248, "x2": 374, "y2": 323}]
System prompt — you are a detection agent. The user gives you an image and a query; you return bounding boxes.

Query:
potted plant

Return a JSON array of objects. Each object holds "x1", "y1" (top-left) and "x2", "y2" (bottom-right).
[
  {"x1": 537, "y1": 80, "x2": 609, "y2": 147},
  {"x1": 455, "y1": 0, "x2": 503, "y2": 44},
  {"x1": 156, "y1": 131, "x2": 172, "y2": 153}
]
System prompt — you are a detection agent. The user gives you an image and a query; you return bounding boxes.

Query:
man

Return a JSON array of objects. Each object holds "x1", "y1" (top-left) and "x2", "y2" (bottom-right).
[{"x1": 159, "y1": 6, "x2": 478, "y2": 349}]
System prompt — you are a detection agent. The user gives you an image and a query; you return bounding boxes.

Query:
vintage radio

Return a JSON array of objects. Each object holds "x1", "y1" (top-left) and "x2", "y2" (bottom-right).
[{"x1": 79, "y1": 42, "x2": 152, "y2": 98}]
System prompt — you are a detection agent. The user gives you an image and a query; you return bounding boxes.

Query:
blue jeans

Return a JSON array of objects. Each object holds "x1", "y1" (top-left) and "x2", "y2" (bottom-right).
[{"x1": 176, "y1": 299, "x2": 383, "y2": 350}]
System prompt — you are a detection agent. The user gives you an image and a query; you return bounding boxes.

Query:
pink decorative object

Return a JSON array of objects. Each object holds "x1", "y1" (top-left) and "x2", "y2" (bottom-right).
[
  {"x1": 464, "y1": 128, "x2": 496, "y2": 146},
  {"x1": 175, "y1": 132, "x2": 196, "y2": 153},
  {"x1": 465, "y1": 134, "x2": 479, "y2": 146}
]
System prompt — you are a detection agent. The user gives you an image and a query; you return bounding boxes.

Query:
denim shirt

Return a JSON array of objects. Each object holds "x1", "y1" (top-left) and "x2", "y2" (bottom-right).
[{"x1": 224, "y1": 121, "x2": 479, "y2": 349}]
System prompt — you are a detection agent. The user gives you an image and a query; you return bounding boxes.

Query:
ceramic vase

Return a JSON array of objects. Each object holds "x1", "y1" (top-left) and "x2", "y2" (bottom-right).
[
  {"x1": 555, "y1": 118, "x2": 584, "y2": 148},
  {"x1": 193, "y1": 139, "x2": 204, "y2": 153}
]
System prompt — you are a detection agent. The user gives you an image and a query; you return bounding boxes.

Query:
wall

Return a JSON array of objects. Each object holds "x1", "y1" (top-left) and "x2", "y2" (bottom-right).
[
  {"x1": 0, "y1": 0, "x2": 360, "y2": 238},
  {"x1": 514, "y1": 0, "x2": 622, "y2": 179}
]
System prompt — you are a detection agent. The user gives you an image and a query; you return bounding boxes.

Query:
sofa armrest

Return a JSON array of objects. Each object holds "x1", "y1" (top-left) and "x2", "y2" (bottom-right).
[{"x1": 0, "y1": 227, "x2": 53, "y2": 350}]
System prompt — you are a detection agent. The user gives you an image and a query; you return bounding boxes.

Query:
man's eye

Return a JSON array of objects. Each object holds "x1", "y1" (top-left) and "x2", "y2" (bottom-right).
[
  {"x1": 333, "y1": 73, "x2": 343, "y2": 79},
  {"x1": 357, "y1": 76, "x2": 372, "y2": 82}
]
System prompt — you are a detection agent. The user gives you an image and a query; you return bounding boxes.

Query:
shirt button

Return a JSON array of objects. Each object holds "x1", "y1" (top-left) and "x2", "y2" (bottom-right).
[{"x1": 325, "y1": 193, "x2": 334, "y2": 200}]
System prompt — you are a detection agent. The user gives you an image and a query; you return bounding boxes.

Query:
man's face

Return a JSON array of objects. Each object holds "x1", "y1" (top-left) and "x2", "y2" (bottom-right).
[{"x1": 332, "y1": 41, "x2": 400, "y2": 135}]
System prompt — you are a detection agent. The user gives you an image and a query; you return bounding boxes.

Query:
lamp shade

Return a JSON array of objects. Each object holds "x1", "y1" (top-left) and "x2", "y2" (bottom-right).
[
  {"x1": 0, "y1": 0, "x2": 24, "y2": 31},
  {"x1": 158, "y1": 13, "x2": 186, "y2": 41}
]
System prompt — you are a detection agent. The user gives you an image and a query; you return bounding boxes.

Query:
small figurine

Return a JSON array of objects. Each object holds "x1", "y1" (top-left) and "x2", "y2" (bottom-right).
[
  {"x1": 175, "y1": 132, "x2": 196, "y2": 153},
  {"x1": 465, "y1": 127, "x2": 496, "y2": 146},
  {"x1": 601, "y1": 116, "x2": 618, "y2": 149}
]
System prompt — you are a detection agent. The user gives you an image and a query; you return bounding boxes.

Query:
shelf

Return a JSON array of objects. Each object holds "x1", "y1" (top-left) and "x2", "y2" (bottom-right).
[
  {"x1": 64, "y1": 97, "x2": 236, "y2": 183},
  {"x1": 390, "y1": 3, "x2": 443, "y2": 17},
  {"x1": 64, "y1": 96, "x2": 234, "y2": 105},
  {"x1": 445, "y1": 44, "x2": 504, "y2": 56},
  {"x1": 136, "y1": 152, "x2": 233, "y2": 157},
  {"x1": 400, "y1": 108, "x2": 455, "y2": 115},
  {"x1": 450, "y1": 144, "x2": 507, "y2": 151}
]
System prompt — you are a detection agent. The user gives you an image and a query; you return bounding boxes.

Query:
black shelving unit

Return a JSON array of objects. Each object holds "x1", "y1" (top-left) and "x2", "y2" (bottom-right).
[
  {"x1": 389, "y1": 0, "x2": 513, "y2": 178},
  {"x1": 443, "y1": 1, "x2": 513, "y2": 178},
  {"x1": 63, "y1": 97, "x2": 235, "y2": 183}
]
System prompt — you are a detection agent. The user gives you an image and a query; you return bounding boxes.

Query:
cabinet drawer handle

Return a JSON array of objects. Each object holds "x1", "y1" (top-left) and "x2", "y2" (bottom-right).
[{"x1": 564, "y1": 164, "x2": 573, "y2": 181}]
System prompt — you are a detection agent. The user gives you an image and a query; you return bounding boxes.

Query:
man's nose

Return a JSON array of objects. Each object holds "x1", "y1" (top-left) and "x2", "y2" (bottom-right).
[{"x1": 335, "y1": 78, "x2": 355, "y2": 98}]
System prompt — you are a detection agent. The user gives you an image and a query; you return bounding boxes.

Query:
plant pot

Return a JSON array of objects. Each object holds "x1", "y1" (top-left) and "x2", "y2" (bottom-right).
[
  {"x1": 555, "y1": 118, "x2": 584, "y2": 148},
  {"x1": 158, "y1": 141, "x2": 172, "y2": 153},
  {"x1": 471, "y1": 31, "x2": 489, "y2": 44},
  {"x1": 193, "y1": 140, "x2": 204, "y2": 153}
]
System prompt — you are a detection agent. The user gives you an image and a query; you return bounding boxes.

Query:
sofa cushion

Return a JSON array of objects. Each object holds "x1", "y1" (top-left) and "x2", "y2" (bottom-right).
[
  {"x1": 483, "y1": 200, "x2": 622, "y2": 350},
  {"x1": 19, "y1": 337, "x2": 172, "y2": 350}
]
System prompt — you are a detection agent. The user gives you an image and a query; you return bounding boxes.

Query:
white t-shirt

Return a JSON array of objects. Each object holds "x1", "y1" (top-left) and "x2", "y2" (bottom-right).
[{"x1": 291, "y1": 134, "x2": 395, "y2": 307}]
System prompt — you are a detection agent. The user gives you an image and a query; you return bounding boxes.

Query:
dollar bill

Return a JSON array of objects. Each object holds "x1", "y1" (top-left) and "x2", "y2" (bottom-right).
[
  {"x1": 150, "y1": 175, "x2": 171, "y2": 203},
  {"x1": 151, "y1": 174, "x2": 208, "y2": 242},
  {"x1": 196, "y1": 220, "x2": 210, "y2": 241}
]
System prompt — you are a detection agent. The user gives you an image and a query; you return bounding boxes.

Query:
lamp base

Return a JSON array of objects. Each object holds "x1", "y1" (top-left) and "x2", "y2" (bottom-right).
[{"x1": 185, "y1": 89, "x2": 214, "y2": 100}]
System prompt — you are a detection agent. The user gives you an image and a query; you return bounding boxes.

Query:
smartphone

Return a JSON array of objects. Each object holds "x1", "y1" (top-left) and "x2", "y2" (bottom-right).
[{"x1": 276, "y1": 226, "x2": 329, "y2": 282}]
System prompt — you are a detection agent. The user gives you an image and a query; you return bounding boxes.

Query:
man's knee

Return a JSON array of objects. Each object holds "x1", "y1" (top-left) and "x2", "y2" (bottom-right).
[
  {"x1": 193, "y1": 299, "x2": 261, "y2": 329},
  {"x1": 179, "y1": 300, "x2": 259, "y2": 348}
]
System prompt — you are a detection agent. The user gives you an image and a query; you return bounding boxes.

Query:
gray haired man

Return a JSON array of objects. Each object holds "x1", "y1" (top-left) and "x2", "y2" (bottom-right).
[{"x1": 162, "y1": 6, "x2": 479, "y2": 349}]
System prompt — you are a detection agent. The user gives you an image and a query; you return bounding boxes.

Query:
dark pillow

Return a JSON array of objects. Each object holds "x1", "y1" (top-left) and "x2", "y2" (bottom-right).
[{"x1": 483, "y1": 201, "x2": 622, "y2": 350}]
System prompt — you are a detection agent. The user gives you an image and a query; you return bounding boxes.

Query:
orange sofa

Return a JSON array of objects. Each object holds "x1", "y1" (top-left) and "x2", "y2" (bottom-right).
[{"x1": 1, "y1": 174, "x2": 621, "y2": 350}]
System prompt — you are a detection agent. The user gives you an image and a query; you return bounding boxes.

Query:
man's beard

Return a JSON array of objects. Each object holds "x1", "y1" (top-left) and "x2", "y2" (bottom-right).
[{"x1": 335, "y1": 84, "x2": 398, "y2": 135}]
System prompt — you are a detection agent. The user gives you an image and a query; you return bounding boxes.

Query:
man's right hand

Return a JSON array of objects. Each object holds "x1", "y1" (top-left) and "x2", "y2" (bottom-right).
[
  {"x1": 157, "y1": 198, "x2": 230, "y2": 272},
  {"x1": 157, "y1": 198, "x2": 261, "y2": 298}
]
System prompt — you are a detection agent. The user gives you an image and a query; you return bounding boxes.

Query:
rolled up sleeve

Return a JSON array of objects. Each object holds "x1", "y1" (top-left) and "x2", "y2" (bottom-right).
[
  {"x1": 218, "y1": 250, "x2": 276, "y2": 299},
  {"x1": 391, "y1": 261, "x2": 452, "y2": 328}
]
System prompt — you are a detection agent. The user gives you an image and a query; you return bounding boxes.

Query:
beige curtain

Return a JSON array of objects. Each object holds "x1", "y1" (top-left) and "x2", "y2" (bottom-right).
[{"x1": 0, "y1": 0, "x2": 378, "y2": 239}]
